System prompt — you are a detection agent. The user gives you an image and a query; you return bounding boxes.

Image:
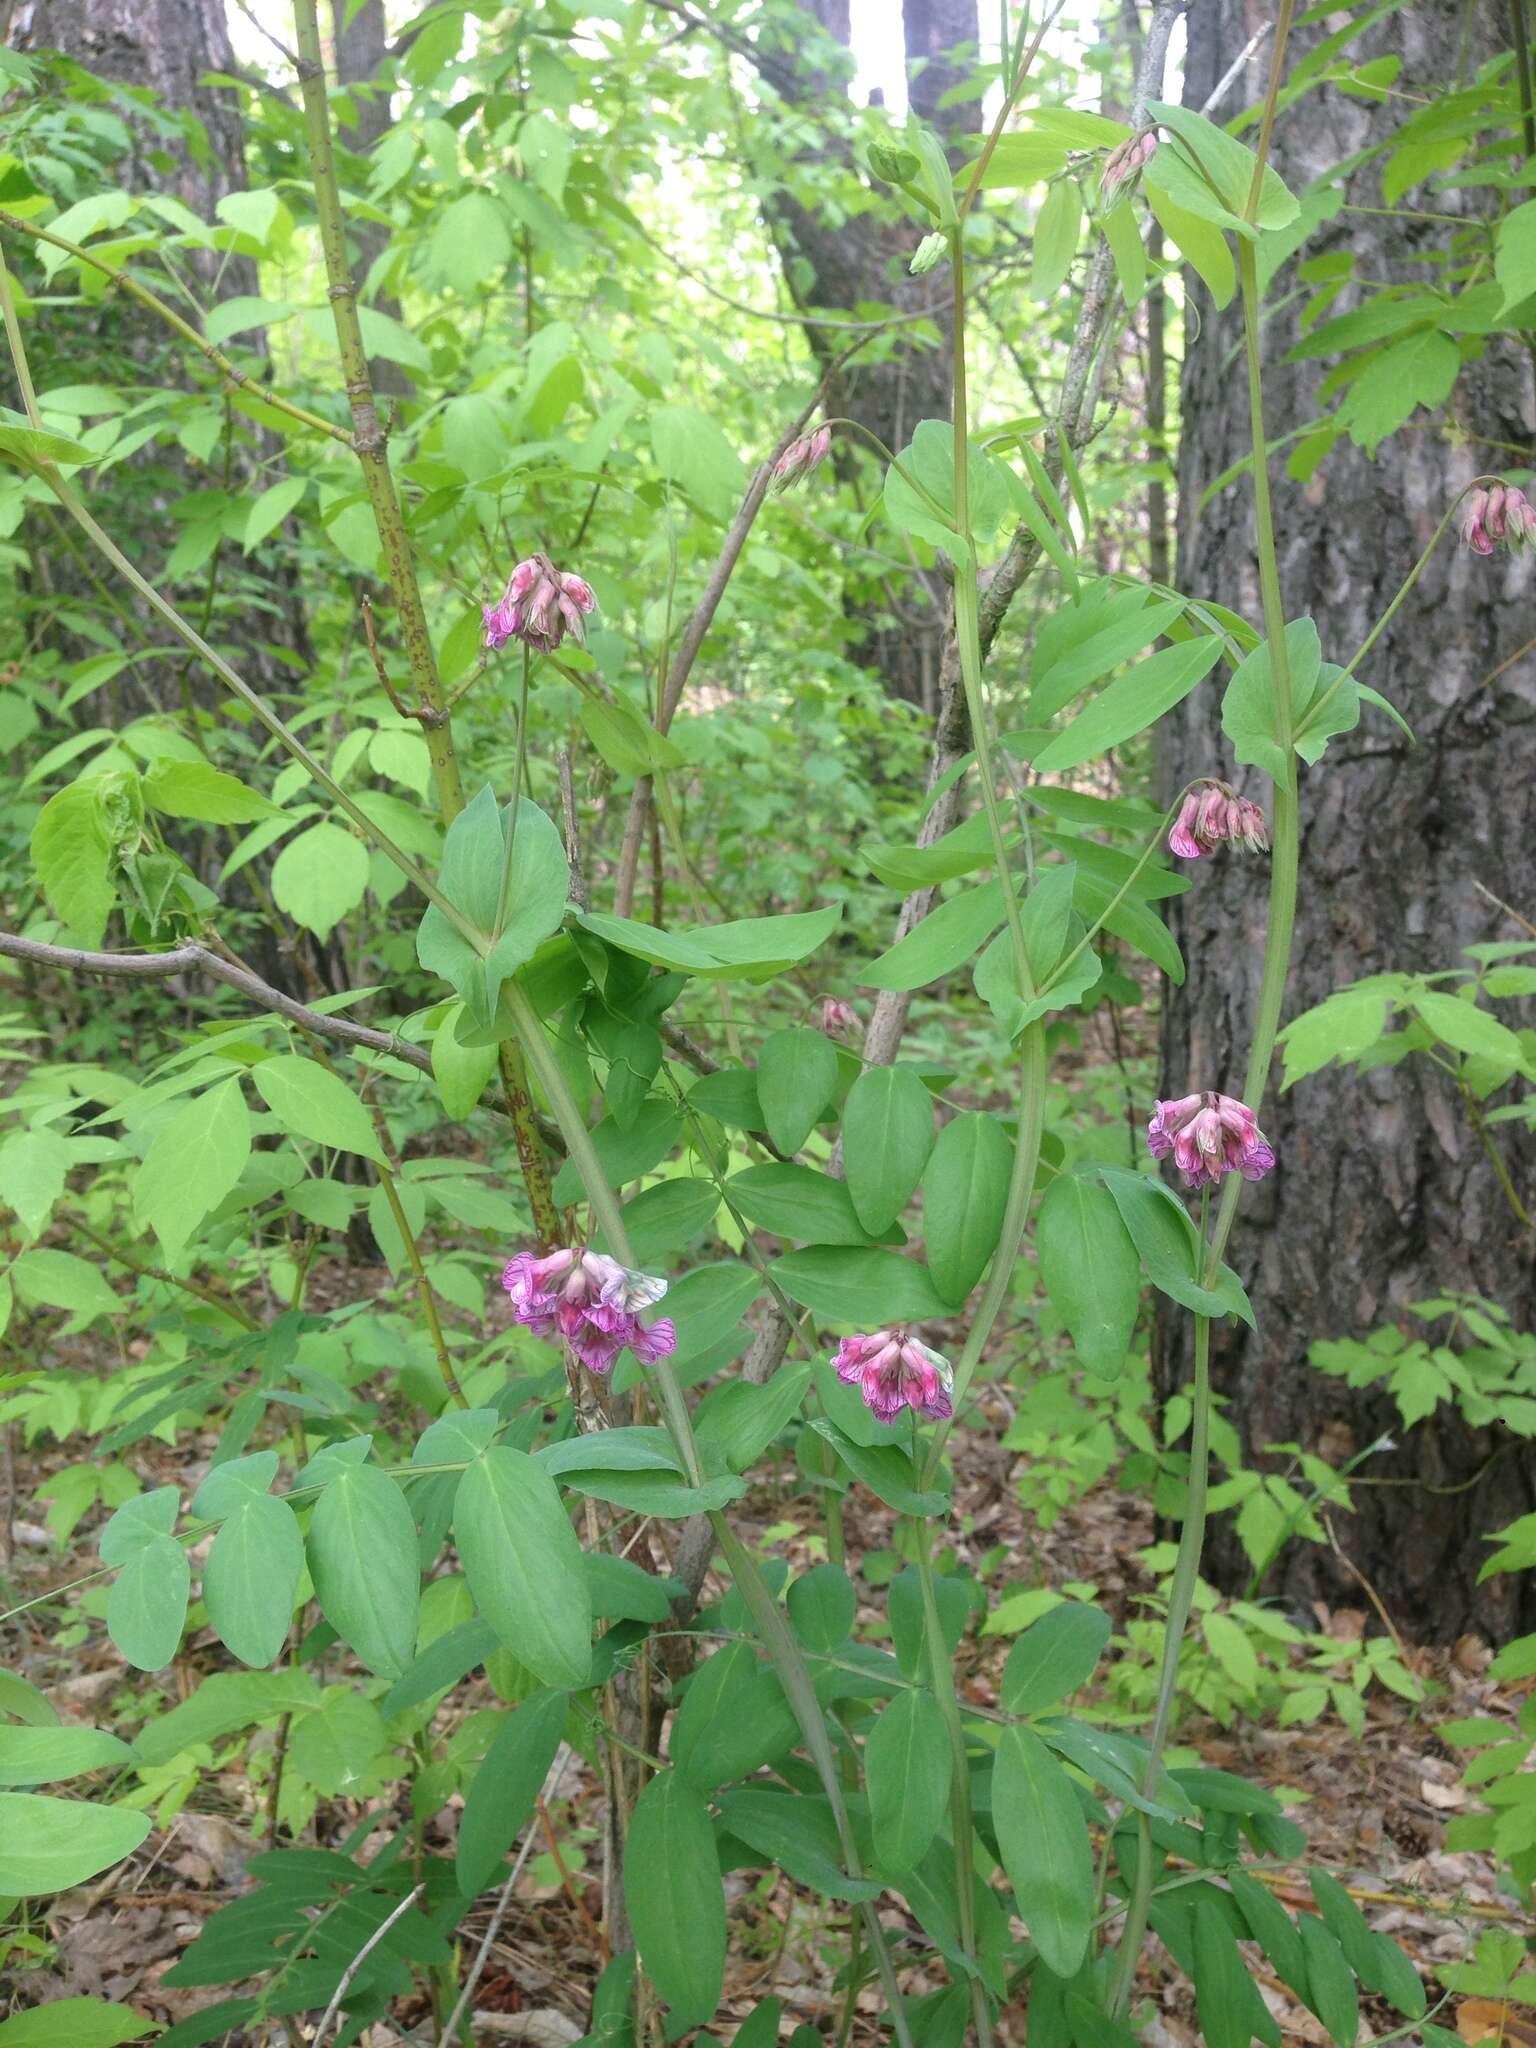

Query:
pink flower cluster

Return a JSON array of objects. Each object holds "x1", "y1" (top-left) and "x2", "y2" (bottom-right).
[
  {"x1": 502, "y1": 1247, "x2": 675, "y2": 1376},
  {"x1": 1460, "y1": 483, "x2": 1536, "y2": 556},
  {"x1": 1169, "y1": 780, "x2": 1269, "y2": 861},
  {"x1": 1101, "y1": 129, "x2": 1158, "y2": 204},
  {"x1": 819, "y1": 995, "x2": 857, "y2": 1037},
  {"x1": 1147, "y1": 1093, "x2": 1275, "y2": 1191},
  {"x1": 833, "y1": 1327, "x2": 954, "y2": 1424},
  {"x1": 769, "y1": 425, "x2": 832, "y2": 494},
  {"x1": 483, "y1": 554, "x2": 597, "y2": 654}
]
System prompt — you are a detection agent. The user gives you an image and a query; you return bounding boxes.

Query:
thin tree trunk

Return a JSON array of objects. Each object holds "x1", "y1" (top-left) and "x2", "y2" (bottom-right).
[{"x1": 1159, "y1": 0, "x2": 1536, "y2": 1641}]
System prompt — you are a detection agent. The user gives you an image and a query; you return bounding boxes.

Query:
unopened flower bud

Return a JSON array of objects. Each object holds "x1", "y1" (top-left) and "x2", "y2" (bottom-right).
[
  {"x1": 769, "y1": 424, "x2": 833, "y2": 494},
  {"x1": 1101, "y1": 128, "x2": 1157, "y2": 205},
  {"x1": 1168, "y1": 778, "x2": 1268, "y2": 860},
  {"x1": 868, "y1": 142, "x2": 920, "y2": 186},
  {"x1": 910, "y1": 230, "x2": 948, "y2": 276},
  {"x1": 819, "y1": 995, "x2": 857, "y2": 1036},
  {"x1": 1460, "y1": 479, "x2": 1536, "y2": 556}
]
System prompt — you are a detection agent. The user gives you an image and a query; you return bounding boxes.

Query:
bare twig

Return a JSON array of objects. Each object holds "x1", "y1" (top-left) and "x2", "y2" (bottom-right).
[
  {"x1": 312, "y1": 1880, "x2": 424, "y2": 2044},
  {"x1": 0, "y1": 930, "x2": 561, "y2": 1147},
  {"x1": 1200, "y1": 22, "x2": 1274, "y2": 118},
  {"x1": 558, "y1": 748, "x2": 590, "y2": 911}
]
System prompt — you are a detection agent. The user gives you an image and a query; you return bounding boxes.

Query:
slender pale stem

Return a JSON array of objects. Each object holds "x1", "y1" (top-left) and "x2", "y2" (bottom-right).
[{"x1": 915, "y1": 1520, "x2": 990, "y2": 2045}]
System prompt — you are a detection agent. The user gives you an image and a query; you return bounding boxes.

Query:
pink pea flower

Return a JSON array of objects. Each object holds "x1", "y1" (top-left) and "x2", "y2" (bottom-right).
[
  {"x1": 1461, "y1": 482, "x2": 1536, "y2": 556},
  {"x1": 833, "y1": 1328, "x2": 954, "y2": 1425},
  {"x1": 483, "y1": 554, "x2": 597, "y2": 654},
  {"x1": 1147, "y1": 1092, "x2": 1275, "y2": 1191},
  {"x1": 769, "y1": 424, "x2": 832, "y2": 494},
  {"x1": 1168, "y1": 779, "x2": 1269, "y2": 860},
  {"x1": 1101, "y1": 129, "x2": 1158, "y2": 205},
  {"x1": 819, "y1": 995, "x2": 857, "y2": 1036},
  {"x1": 502, "y1": 1247, "x2": 675, "y2": 1376}
]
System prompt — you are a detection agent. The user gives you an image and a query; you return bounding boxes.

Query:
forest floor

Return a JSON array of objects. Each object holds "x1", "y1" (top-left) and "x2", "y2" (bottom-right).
[{"x1": 1, "y1": 1311, "x2": 1527, "y2": 2046}]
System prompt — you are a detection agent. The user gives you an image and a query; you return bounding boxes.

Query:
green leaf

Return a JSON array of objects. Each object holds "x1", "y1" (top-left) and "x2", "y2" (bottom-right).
[
  {"x1": 992, "y1": 1725, "x2": 1094, "y2": 1977},
  {"x1": 626, "y1": 1772, "x2": 726, "y2": 2027},
  {"x1": 866, "y1": 1687, "x2": 950, "y2": 1873},
  {"x1": 10, "y1": 1248, "x2": 122, "y2": 1320},
  {"x1": 1031, "y1": 176, "x2": 1082, "y2": 300},
  {"x1": 1029, "y1": 582, "x2": 1187, "y2": 723},
  {"x1": 883, "y1": 419, "x2": 1011, "y2": 558},
  {"x1": 271, "y1": 820, "x2": 369, "y2": 940},
  {"x1": 808, "y1": 1419, "x2": 950, "y2": 1516},
  {"x1": 578, "y1": 691, "x2": 681, "y2": 777},
  {"x1": 201, "y1": 1492, "x2": 303, "y2": 1668},
  {"x1": 841, "y1": 1065, "x2": 935, "y2": 1236},
  {"x1": 1223, "y1": 617, "x2": 1358, "y2": 779},
  {"x1": 252, "y1": 1053, "x2": 383, "y2": 1161},
  {"x1": 1296, "y1": 1912, "x2": 1359, "y2": 2046},
  {"x1": 859, "y1": 882, "x2": 1005, "y2": 991},
  {"x1": 692, "y1": 1363, "x2": 811, "y2": 1473},
  {"x1": 651, "y1": 403, "x2": 746, "y2": 520},
  {"x1": 1414, "y1": 991, "x2": 1528, "y2": 1068},
  {"x1": 31, "y1": 780, "x2": 113, "y2": 944},
  {"x1": 430, "y1": 189, "x2": 512, "y2": 294},
  {"x1": 454, "y1": 1446, "x2": 592, "y2": 1689},
  {"x1": 670, "y1": 1641, "x2": 799, "y2": 1791},
  {"x1": 142, "y1": 758, "x2": 277, "y2": 823},
  {"x1": 770, "y1": 1246, "x2": 948, "y2": 1326},
  {"x1": 607, "y1": 1176, "x2": 721, "y2": 1265},
  {"x1": 576, "y1": 904, "x2": 840, "y2": 983},
  {"x1": 1098, "y1": 1167, "x2": 1254, "y2": 1326},
  {"x1": 1145, "y1": 179, "x2": 1235, "y2": 307},
  {"x1": 307, "y1": 1463, "x2": 420, "y2": 1679},
  {"x1": 0, "y1": 416, "x2": 97, "y2": 468},
  {"x1": 1001, "y1": 1602, "x2": 1111, "y2": 1714},
  {"x1": 1279, "y1": 983, "x2": 1394, "y2": 1086},
  {"x1": 1496, "y1": 197, "x2": 1536, "y2": 315},
  {"x1": 1146, "y1": 101, "x2": 1299, "y2": 232},
  {"x1": 1031, "y1": 635, "x2": 1223, "y2": 774},
  {"x1": 132, "y1": 1076, "x2": 251, "y2": 1259},
  {"x1": 921, "y1": 1112, "x2": 1012, "y2": 1306},
  {"x1": 862, "y1": 812, "x2": 1000, "y2": 891},
  {"x1": 1194, "y1": 1896, "x2": 1277, "y2": 2048},
  {"x1": 457, "y1": 1688, "x2": 568, "y2": 1895},
  {"x1": 716, "y1": 1788, "x2": 882, "y2": 1901},
  {"x1": 417, "y1": 789, "x2": 570, "y2": 1028},
  {"x1": 431, "y1": 1004, "x2": 500, "y2": 1118},
  {"x1": 725, "y1": 1164, "x2": 884, "y2": 1247},
  {"x1": 0, "y1": 1998, "x2": 154, "y2": 2046},
  {"x1": 1035, "y1": 1172, "x2": 1142, "y2": 1377},
  {"x1": 0, "y1": 1126, "x2": 70, "y2": 1242},
  {"x1": 1309, "y1": 1871, "x2": 1425, "y2": 2017},
  {"x1": 243, "y1": 474, "x2": 307, "y2": 551},
  {"x1": 553, "y1": 1466, "x2": 745, "y2": 1518},
  {"x1": 0, "y1": 1724, "x2": 134, "y2": 1787},
  {"x1": 757, "y1": 1026, "x2": 839, "y2": 1155},
  {"x1": 0, "y1": 1793, "x2": 149, "y2": 1897},
  {"x1": 204, "y1": 293, "x2": 299, "y2": 345},
  {"x1": 552, "y1": 1097, "x2": 683, "y2": 1203},
  {"x1": 100, "y1": 1487, "x2": 189, "y2": 1672}
]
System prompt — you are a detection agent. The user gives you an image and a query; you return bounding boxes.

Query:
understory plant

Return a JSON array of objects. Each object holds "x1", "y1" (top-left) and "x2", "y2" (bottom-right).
[{"x1": 2, "y1": 4, "x2": 1534, "y2": 2046}]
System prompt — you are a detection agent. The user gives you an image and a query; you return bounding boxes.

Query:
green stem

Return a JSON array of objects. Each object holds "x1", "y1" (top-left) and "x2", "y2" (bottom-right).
[
  {"x1": 494, "y1": 647, "x2": 533, "y2": 941},
  {"x1": 1110, "y1": 1219, "x2": 1210, "y2": 2016},
  {"x1": 915, "y1": 1520, "x2": 991, "y2": 2047},
  {"x1": 710, "y1": 1517, "x2": 915, "y2": 2048},
  {"x1": 290, "y1": 0, "x2": 464, "y2": 822}
]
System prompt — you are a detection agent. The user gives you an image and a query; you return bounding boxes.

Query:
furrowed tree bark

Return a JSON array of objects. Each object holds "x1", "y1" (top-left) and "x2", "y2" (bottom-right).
[
  {"x1": 757, "y1": 0, "x2": 979, "y2": 710},
  {"x1": 1159, "y1": 0, "x2": 1536, "y2": 1641}
]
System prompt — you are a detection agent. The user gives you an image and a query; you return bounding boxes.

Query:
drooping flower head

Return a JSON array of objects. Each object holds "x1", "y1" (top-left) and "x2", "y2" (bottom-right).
[
  {"x1": 1168, "y1": 779, "x2": 1270, "y2": 861},
  {"x1": 819, "y1": 995, "x2": 857, "y2": 1037},
  {"x1": 1101, "y1": 129, "x2": 1158, "y2": 205},
  {"x1": 833, "y1": 1328, "x2": 954, "y2": 1425},
  {"x1": 1147, "y1": 1092, "x2": 1275, "y2": 1191},
  {"x1": 502, "y1": 1247, "x2": 674, "y2": 1376},
  {"x1": 483, "y1": 554, "x2": 597, "y2": 655},
  {"x1": 1460, "y1": 482, "x2": 1536, "y2": 557},
  {"x1": 769, "y1": 425, "x2": 833, "y2": 494}
]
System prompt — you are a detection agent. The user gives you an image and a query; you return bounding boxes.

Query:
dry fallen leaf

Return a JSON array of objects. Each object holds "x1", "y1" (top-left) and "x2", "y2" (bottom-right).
[
  {"x1": 1420, "y1": 1777, "x2": 1469, "y2": 1810},
  {"x1": 1457, "y1": 1997, "x2": 1536, "y2": 2045}
]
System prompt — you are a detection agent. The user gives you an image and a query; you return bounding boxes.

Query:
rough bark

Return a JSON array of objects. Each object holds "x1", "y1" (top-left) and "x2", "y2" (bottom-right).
[
  {"x1": 1159, "y1": 0, "x2": 1536, "y2": 1641},
  {"x1": 763, "y1": 0, "x2": 979, "y2": 708}
]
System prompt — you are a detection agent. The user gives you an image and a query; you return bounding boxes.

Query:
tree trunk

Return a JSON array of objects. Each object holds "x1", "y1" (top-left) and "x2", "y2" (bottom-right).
[
  {"x1": 1159, "y1": 0, "x2": 1536, "y2": 1642},
  {"x1": 764, "y1": 0, "x2": 979, "y2": 709},
  {"x1": 331, "y1": 0, "x2": 412, "y2": 398}
]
